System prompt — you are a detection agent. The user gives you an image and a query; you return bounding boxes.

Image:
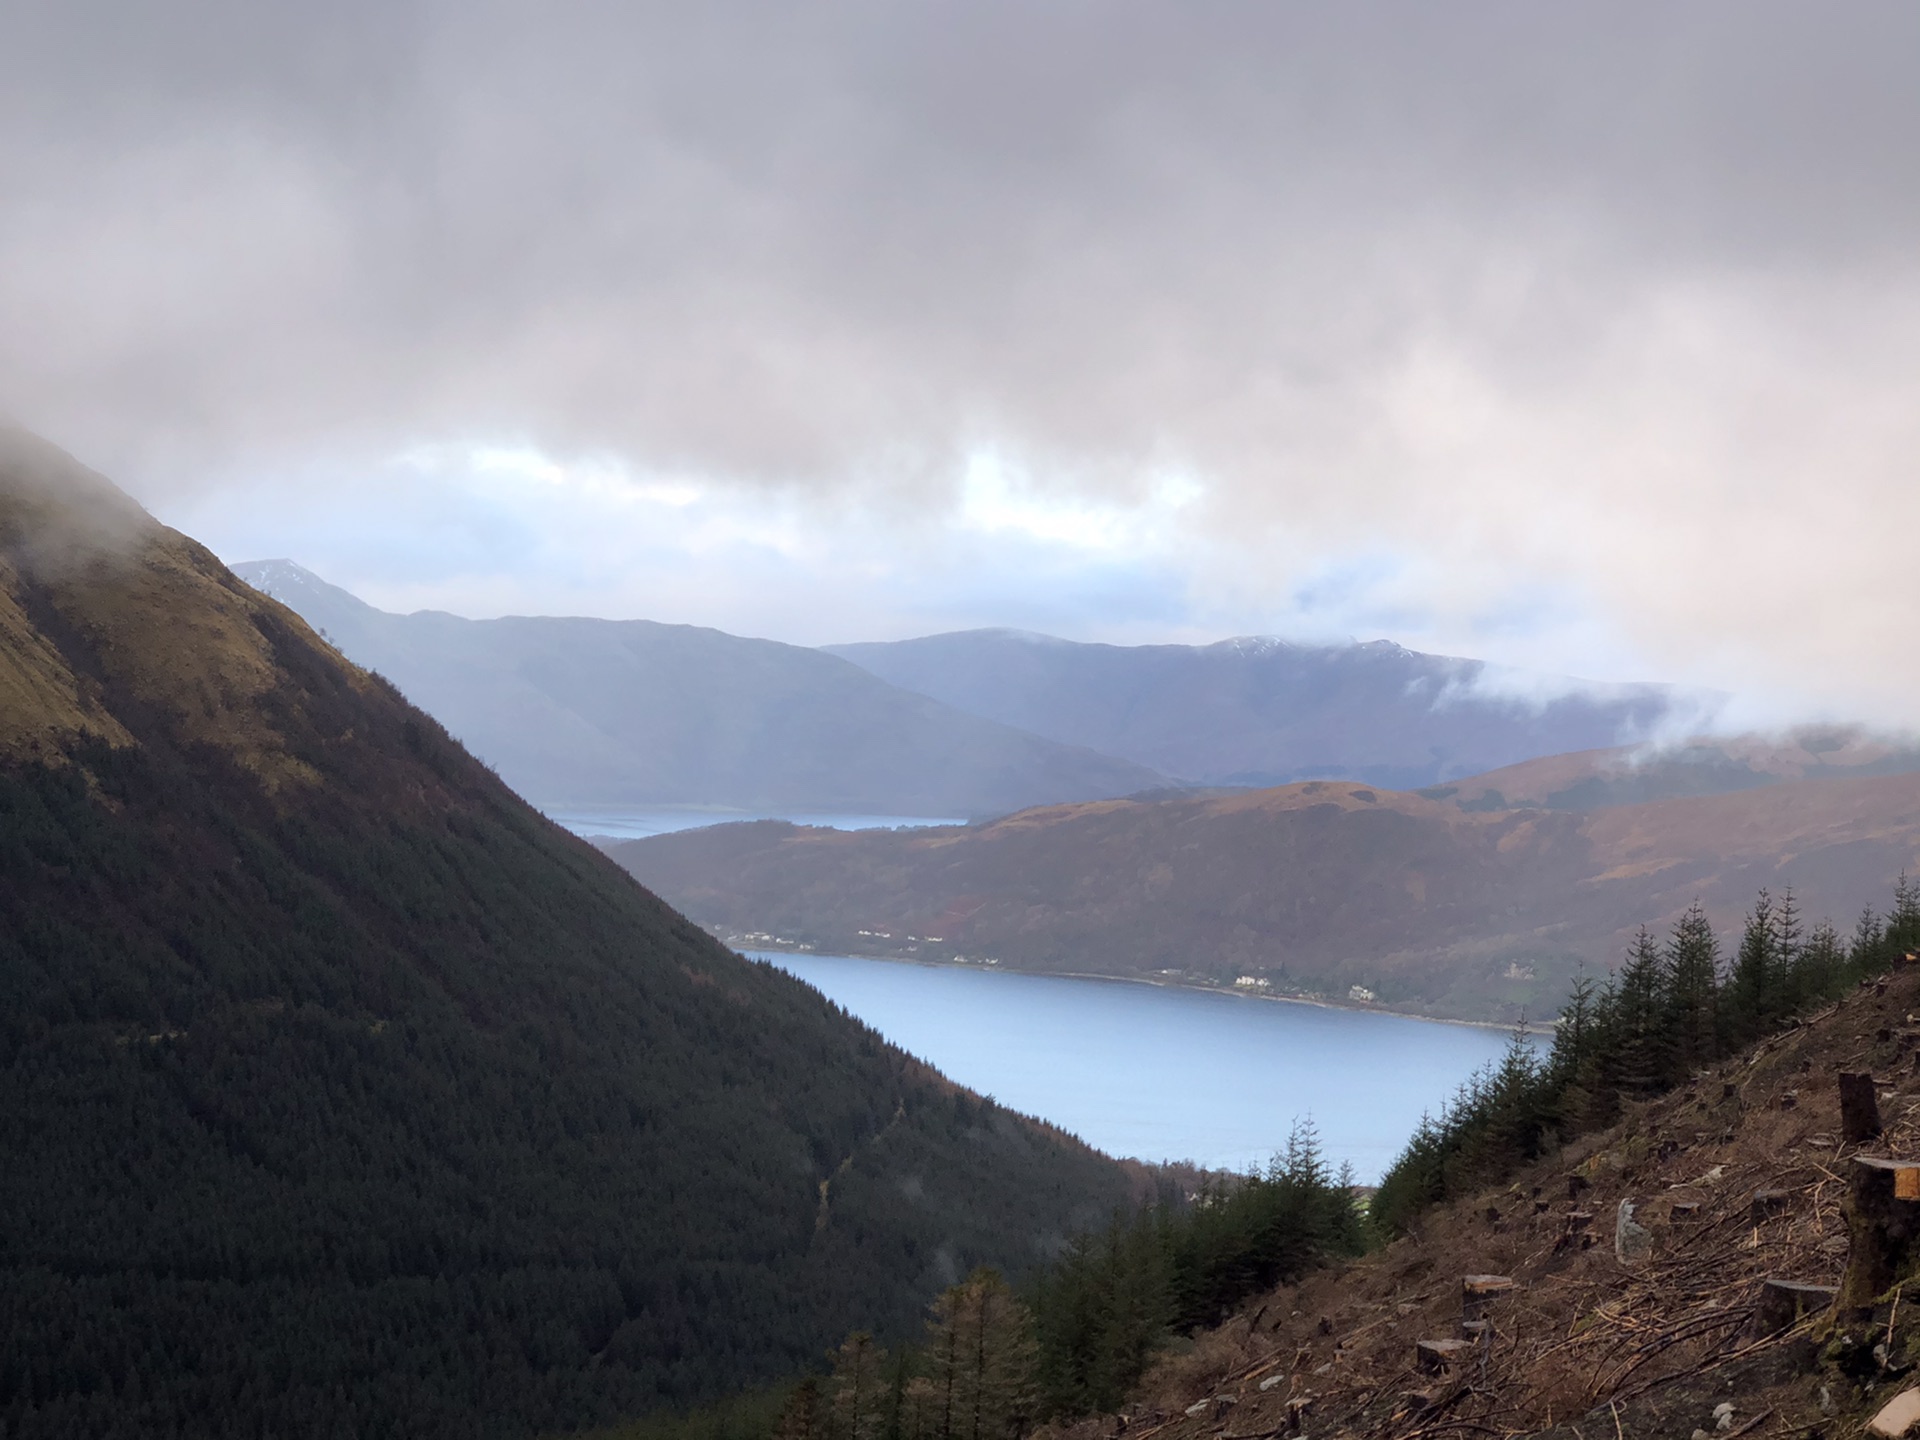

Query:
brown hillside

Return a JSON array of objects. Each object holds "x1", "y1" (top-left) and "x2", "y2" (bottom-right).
[
  {"x1": 1436, "y1": 729, "x2": 1920, "y2": 814},
  {"x1": 612, "y1": 773, "x2": 1920, "y2": 1023},
  {"x1": 0, "y1": 426, "x2": 350, "y2": 787},
  {"x1": 1059, "y1": 963, "x2": 1920, "y2": 1440}
]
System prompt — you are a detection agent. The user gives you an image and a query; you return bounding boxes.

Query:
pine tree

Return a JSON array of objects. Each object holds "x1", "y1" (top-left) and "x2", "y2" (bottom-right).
[
  {"x1": 829, "y1": 1332, "x2": 889, "y2": 1440},
  {"x1": 924, "y1": 1271, "x2": 1038, "y2": 1440},
  {"x1": 1663, "y1": 901, "x2": 1720, "y2": 1079},
  {"x1": 1613, "y1": 929, "x2": 1664, "y2": 1094},
  {"x1": 1892, "y1": 873, "x2": 1920, "y2": 957},
  {"x1": 1854, "y1": 907, "x2": 1888, "y2": 972},
  {"x1": 1725, "y1": 889, "x2": 1776, "y2": 1048},
  {"x1": 774, "y1": 1379, "x2": 829, "y2": 1440},
  {"x1": 1790, "y1": 919, "x2": 1843, "y2": 1005}
]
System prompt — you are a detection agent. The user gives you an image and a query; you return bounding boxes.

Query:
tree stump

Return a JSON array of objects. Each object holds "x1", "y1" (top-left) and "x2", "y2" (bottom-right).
[
  {"x1": 1751, "y1": 1189, "x2": 1791, "y2": 1224},
  {"x1": 1415, "y1": 1339, "x2": 1472, "y2": 1373},
  {"x1": 1756, "y1": 1279, "x2": 1838, "y2": 1333},
  {"x1": 1461, "y1": 1275, "x2": 1514, "y2": 1324},
  {"x1": 1670, "y1": 1200, "x2": 1701, "y2": 1222},
  {"x1": 1840, "y1": 1157, "x2": 1920, "y2": 1315},
  {"x1": 1841, "y1": 1071, "x2": 1885, "y2": 1144}
]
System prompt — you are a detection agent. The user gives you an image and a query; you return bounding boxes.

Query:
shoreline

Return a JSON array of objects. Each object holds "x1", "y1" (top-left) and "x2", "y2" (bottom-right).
[{"x1": 727, "y1": 938, "x2": 1557, "y2": 1037}]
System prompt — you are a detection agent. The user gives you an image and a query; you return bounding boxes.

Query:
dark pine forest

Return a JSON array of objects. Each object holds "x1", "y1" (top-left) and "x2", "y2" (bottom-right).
[{"x1": 0, "y1": 433, "x2": 1130, "y2": 1440}]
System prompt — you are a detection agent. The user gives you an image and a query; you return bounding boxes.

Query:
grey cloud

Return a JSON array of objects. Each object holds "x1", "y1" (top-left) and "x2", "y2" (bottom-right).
[{"x1": 3, "y1": 2, "x2": 1919, "y2": 712}]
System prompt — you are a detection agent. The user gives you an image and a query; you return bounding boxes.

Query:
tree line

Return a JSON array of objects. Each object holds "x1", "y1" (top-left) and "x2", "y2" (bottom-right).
[
  {"x1": 1370, "y1": 879, "x2": 1920, "y2": 1235},
  {"x1": 599, "y1": 1123, "x2": 1367, "y2": 1440}
]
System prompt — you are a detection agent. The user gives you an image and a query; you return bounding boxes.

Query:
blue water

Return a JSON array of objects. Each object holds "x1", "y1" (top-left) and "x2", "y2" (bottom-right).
[
  {"x1": 543, "y1": 809, "x2": 965, "y2": 841},
  {"x1": 756, "y1": 952, "x2": 1539, "y2": 1181}
]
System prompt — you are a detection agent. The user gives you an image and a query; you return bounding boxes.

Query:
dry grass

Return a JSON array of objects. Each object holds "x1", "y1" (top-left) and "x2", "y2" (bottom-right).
[{"x1": 0, "y1": 430, "x2": 370, "y2": 793}]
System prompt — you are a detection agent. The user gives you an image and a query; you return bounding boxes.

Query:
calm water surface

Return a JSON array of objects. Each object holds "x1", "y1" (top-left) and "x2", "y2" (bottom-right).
[
  {"x1": 544, "y1": 810, "x2": 964, "y2": 841},
  {"x1": 757, "y1": 952, "x2": 1538, "y2": 1180}
]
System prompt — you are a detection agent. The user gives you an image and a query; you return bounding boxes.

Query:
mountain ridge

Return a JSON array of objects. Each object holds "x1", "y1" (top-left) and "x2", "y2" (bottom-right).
[
  {"x1": 234, "y1": 560, "x2": 1170, "y2": 818},
  {"x1": 825, "y1": 627, "x2": 1699, "y2": 790}
]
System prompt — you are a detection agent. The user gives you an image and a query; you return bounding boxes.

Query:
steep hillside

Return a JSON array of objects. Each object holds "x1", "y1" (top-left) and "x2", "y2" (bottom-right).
[
  {"x1": 825, "y1": 629, "x2": 1686, "y2": 790},
  {"x1": 611, "y1": 774, "x2": 1920, "y2": 1022},
  {"x1": 234, "y1": 561, "x2": 1166, "y2": 818},
  {"x1": 0, "y1": 430, "x2": 1132, "y2": 1440},
  {"x1": 1066, "y1": 964, "x2": 1920, "y2": 1440}
]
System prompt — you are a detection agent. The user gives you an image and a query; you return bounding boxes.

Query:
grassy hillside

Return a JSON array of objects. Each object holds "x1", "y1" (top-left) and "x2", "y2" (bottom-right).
[
  {"x1": 612, "y1": 773, "x2": 1920, "y2": 1022},
  {"x1": 234, "y1": 560, "x2": 1167, "y2": 819},
  {"x1": 0, "y1": 429, "x2": 1131, "y2": 1439}
]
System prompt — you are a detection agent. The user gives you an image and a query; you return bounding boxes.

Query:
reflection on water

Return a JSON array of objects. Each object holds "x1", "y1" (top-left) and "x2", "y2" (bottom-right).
[
  {"x1": 758, "y1": 951, "x2": 1542, "y2": 1181},
  {"x1": 542, "y1": 809, "x2": 966, "y2": 841}
]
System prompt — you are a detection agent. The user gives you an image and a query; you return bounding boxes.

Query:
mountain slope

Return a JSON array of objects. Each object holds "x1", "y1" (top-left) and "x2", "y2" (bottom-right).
[
  {"x1": 610, "y1": 770, "x2": 1920, "y2": 1023},
  {"x1": 1426, "y1": 727, "x2": 1920, "y2": 812},
  {"x1": 234, "y1": 561, "x2": 1167, "y2": 818},
  {"x1": 0, "y1": 430, "x2": 1131, "y2": 1440},
  {"x1": 825, "y1": 629, "x2": 1688, "y2": 790}
]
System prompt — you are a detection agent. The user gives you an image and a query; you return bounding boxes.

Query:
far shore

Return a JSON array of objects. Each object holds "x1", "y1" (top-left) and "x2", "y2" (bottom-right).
[{"x1": 723, "y1": 935, "x2": 1558, "y2": 1037}]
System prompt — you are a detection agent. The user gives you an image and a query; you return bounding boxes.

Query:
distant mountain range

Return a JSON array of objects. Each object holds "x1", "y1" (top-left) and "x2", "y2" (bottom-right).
[
  {"x1": 610, "y1": 753, "x2": 1920, "y2": 1025},
  {"x1": 0, "y1": 431, "x2": 1131, "y2": 1437},
  {"x1": 827, "y1": 629, "x2": 1695, "y2": 790},
  {"x1": 238, "y1": 566, "x2": 1709, "y2": 822},
  {"x1": 233, "y1": 560, "x2": 1167, "y2": 818}
]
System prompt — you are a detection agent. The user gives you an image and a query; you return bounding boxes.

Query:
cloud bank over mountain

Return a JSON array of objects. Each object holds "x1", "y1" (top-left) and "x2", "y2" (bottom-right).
[{"x1": 5, "y1": 3, "x2": 1918, "y2": 719}]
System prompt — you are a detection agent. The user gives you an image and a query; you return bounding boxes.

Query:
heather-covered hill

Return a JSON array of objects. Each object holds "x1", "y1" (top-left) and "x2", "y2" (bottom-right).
[
  {"x1": 1429, "y1": 728, "x2": 1920, "y2": 813},
  {"x1": 826, "y1": 629, "x2": 1686, "y2": 791},
  {"x1": 234, "y1": 560, "x2": 1167, "y2": 819},
  {"x1": 0, "y1": 429, "x2": 1132, "y2": 1440},
  {"x1": 612, "y1": 772, "x2": 1920, "y2": 1022}
]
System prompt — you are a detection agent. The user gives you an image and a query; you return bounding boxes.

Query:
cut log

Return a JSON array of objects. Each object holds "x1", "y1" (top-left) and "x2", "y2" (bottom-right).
[
  {"x1": 1840, "y1": 1157, "x2": 1920, "y2": 1314},
  {"x1": 1842, "y1": 1071, "x2": 1885, "y2": 1143},
  {"x1": 1415, "y1": 1338, "x2": 1473, "y2": 1373},
  {"x1": 1755, "y1": 1279, "x2": 1837, "y2": 1333}
]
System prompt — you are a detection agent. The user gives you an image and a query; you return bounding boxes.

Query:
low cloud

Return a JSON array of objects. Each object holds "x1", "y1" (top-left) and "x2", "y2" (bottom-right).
[{"x1": 5, "y1": 3, "x2": 1919, "y2": 718}]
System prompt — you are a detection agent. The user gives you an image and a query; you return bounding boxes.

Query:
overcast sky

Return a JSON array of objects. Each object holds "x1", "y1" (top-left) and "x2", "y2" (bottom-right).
[{"x1": 4, "y1": 2, "x2": 1918, "y2": 722}]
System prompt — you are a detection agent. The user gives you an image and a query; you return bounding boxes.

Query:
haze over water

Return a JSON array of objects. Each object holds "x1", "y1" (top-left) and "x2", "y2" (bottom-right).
[
  {"x1": 759, "y1": 952, "x2": 1538, "y2": 1181},
  {"x1": 546, "y1": 810, "x2": 964, "y2": 841}
]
